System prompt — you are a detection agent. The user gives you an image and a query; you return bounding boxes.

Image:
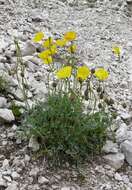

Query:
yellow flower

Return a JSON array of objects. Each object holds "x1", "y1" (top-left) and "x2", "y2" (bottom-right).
[
  {"x1": 56, "y1": 39, "x2": 66, "y2": 47},
  {"x1": 50, "y1": 44, "x2": 57, "y2": 55},
  {"x1": 94, "y1": 68, "x2": 109, "y2": 81},
  {"x1": 43, "y1": 56, "x2": 53, "y2": 64},
  {"x1": 38, "y1": 50, "x2": 51, "y2": 59},
  {"x1": 43, "y1": 37, "x2": 53, "y2": 48},
  {"x1": 56, "y1": 66, "x2": 72, "y2": 79},
  {"x1": 33, "y1": 32, "x2": 44, "y2": 42},
  {"x1": 68, "y1": 44, "x2": 77, "y2": 53},
  {"x1": 64, "y1": 31, "x2": 77, "y2": 41},
  {"x1": 77, "y1": 66, "x2": 91, "y2": 80},
  {"x1": 112, "y1": 46, "x2": 121, "y2": 56}
]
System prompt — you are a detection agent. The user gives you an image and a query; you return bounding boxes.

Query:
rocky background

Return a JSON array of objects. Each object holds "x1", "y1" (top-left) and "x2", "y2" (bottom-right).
[{"x1": 0, "y1": 0, "x2": 132, "y2": 189}]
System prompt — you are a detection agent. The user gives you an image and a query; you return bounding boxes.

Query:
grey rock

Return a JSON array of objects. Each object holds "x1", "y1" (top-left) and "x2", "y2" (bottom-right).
[
  {"x1": 0, "y1": 109, "x2": 15, "y2": 123},
  {"x1": 0, "y1": 177, "x2": 7, "y2": 188},
  {"x1": 11, "y1": 172, "x2": 20, "y2": 180},
  {"x1": 102, "y1": 140, "x2": 118, "y2": 153},
  {"x1": 114, "y1": 172, "x2": 122, "y2": 181},
  {"x1": 116, "y1": 123, "x2": 128, "y2": 143},
  {"x1": 2, "y1": 159, "x2": 9, "y2": 169},
  {"x1": 103, "y1": 153, "x2": 125, "y2": 170},
  {"x1": 0, "y1": 97, "x2": 7, "y2": 108},
  {"x1": 121, "y1": 140, "x2": 132, "y2": 166},
  {"x1": 24, "y1": 154, "x2": 30, "y2": 162},
  {"x1": 29, "y1": 167, "x2": 39, "y2": 177},
  {"x1": 38, "y1": 176, "x2": 49, "y2": 184},
  {"x1": 21, "y1": 41, "x2": 36, "y2": 56},
  {"x1": 120, "y1": 112, "x2": 132, "y2": 123},
  {"x1": 6, "y1": 183, "x2": 18, "y2": 190},
  {"x1": 3, "y1": 176, "x2": 12, "y2": 182},
  {"x1": 28, "y1": 136, "x2": 40, "y2": 152}
]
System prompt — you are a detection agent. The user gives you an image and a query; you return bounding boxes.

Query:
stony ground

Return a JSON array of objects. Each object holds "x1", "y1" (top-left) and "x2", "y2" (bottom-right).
[{"x1": 0, "y1": 0, "x2": 132, "y2": 189}]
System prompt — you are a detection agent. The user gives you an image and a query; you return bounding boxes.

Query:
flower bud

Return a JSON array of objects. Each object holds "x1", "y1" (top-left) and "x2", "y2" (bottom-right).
[
  {"x1": 97, "y1": 86, "x2": 102, "y2": 93},
  {"x1": 98, "y1": 103, "x2": 103, "y2": 109},
  {"x1": 52, "y1": 82, "x2": 57, "y2": 88},
  {"x1": 99, "y1": 93, "x2": 104, "y2": 99},
  {"x1": 91, "y1": 68, "x2": 95, "y2": 74}
]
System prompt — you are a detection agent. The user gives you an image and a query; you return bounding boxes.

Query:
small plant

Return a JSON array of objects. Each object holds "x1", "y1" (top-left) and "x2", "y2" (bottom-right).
[
  {"x1": 20, "y1": 31, "x2": 114, "y2": 166},
  {"x1": 23, "y1": 93, "x2": 111, "y2": 165}
]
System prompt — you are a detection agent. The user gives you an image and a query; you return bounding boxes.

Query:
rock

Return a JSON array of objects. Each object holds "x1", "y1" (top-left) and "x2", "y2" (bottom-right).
[
  {"x1": 121, "y1": 140, "x2": 132, "y2": 166},
  {"x1": 116, "y1": 123, "x2": 128, "y2": 143},
  {"x1": 120, "y1": 112, "x2": 132, "y2": 123},
  {"x1": 2, "y1": 159, "x2": 9, "y2": 169},
  {"x1": 28, "y1": 136, "x2": 40, "y2": 152},
  {"x1": 61, "y1": 187, "x2": 71, "y2": 190},
  {"x1": 14, "y1": 88, "x2": 32, "y2": 101},
  {"x1": 102, "y1": 140, "x2": 118, "y2": 153},
  {"x1": 11, "y1": 172, "x2": 20, "y2": 180},
  {"x1": 6, "y1": 182, "x2": 18, "y2": 190},
  {"x1": 29, "y1": 167, "x2": 39, "y2": 177},
  {"x1": 0, "y1": 175, "x2": 7, "y2": 188},
  {"x1": 103, "y1": 153, "x2": 125, "y2": 170},
  {"x1": 21, "y1": 41, "x2": 36, "y2": 56},
  {"x1": 3, "y1": 176, "x2": 12, "y2": 182},
  {"x1": 122, "y1": 175, "x2": 130, "y2": 184},
  {"x1": 38, "y1": 176, "x2": 49, "y2": 184},
  {"x1": 0, "y1": 97, "x2": 7, "y2": 108},
  {"x1": 24, "y1": 154, "x2": 30, "y2": 162},
  {"x1": 114, "y1": 172, "x2": 122, "y2": 181},
  {"x1": 0, "y1": 109, "x2": 15, "y2": 123}
]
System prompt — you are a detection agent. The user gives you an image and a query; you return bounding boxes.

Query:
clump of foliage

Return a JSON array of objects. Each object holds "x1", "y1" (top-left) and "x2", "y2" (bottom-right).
[
  {"x1": 23, "y1": 93, "x2": 110, "y2": 165},
  {"x1": 21, "y1": 31, "x2": 114, "y2": 166},
  {"x1": 0, "y1": 75, "x2": 8, "y2": 95},
  {"x1": 11, "y1": 102, "x2": 22, "y2": 120}
]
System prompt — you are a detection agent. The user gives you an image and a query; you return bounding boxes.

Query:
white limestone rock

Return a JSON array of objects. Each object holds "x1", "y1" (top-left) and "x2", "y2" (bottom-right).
[
  {"x1": 103, "y1": 153, "x2": 125, "y2": 170},
  {"x1": 0, "y1": 109, "x2": 15, "y2": 123},
  {"x1": 121, "y1": 140, "x2": 132, "y2": 166}
]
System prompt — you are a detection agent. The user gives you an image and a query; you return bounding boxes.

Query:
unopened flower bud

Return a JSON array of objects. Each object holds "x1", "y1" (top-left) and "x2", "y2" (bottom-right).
[
  {"x1": 52, "y1": 82, "x2": 57, "y2": 88},
  {"x1": 99, "y1": 93, "x2": 104, "y2": 99},
  {"x1": 97, "y1": 86, "x2": 102, "y2": 93},
  {"x1": 91, "y1": 68, "x2": 95, "y2": 74},
  {"x1": 98, "y1": 103, "x2": 103, "y2": 109}
]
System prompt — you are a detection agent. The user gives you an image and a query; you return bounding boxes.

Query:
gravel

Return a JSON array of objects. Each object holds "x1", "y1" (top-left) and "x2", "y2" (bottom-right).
[{"x1": 0, "y1": 0, "x2": 132, "y2": 189}]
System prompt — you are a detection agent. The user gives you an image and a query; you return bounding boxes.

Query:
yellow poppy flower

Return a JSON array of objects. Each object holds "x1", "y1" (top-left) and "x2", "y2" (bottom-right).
[
  {"x1": 112, "y1": 46, "x2": 121, "y2": 56},
  {"x1": 33, "y1": 32, "x2": 44, "y2": 43},
  {"x1": 64, "y1": 31, "x2": 77, "y2": 41},
  {"x1": 56, "y1": 66, "x2": 72, "y2": 79},
  {"x1": 38, "y1": 50, "x2": 51, "y2": 59},
  {"x1": 56, "y1": 39, "x2": 66, "y2": 47},
  {"x1": 77, "y1": 66, "x2": 91, "y2": 80},
  {"x1": 43, "y1": 56, "x2": 53, "y2": 64},
  {"x1": 68, "y1": 44, "x2": 77, "y2": 53},
  {"x1": 94, "y1": 68, "x2": 109, "y2": 81},
  {"x1": 43, "y1": 37, "x2": 53, "y2": 48},
  {"x1": 50, "y1": 44, "x2": 57, "y2": 55}
]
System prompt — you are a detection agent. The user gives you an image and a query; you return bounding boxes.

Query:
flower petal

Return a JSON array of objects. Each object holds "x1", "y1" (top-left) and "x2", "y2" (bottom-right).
[
  {"x1": 77, "y1": 66, "x2": 91, "y2": 80},
  {"x1": 94, "y1": 68, "x2": 109, "y2": 81},
  {"x1": 64, "y1": 31, "x2": 77, "y2": 41},
  {"x1": 56, "y1": 66, "x2": 72, "y2": 79},
  {"x1": 33, "y1": 32, "x2": 44, "y2": 42}
]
